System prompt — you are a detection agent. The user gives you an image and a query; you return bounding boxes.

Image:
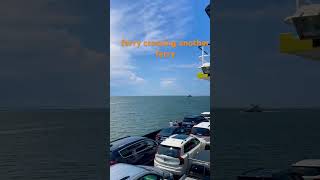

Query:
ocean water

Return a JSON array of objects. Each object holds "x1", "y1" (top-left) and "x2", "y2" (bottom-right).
[
  {"x1": 110, "y1": 96, "x2": 210, "y2": 141},
  {"x1": 0, "y1": 110, "x2": 106, "y2": 180},
  {"x1": 213, "y1": 109, "x2": 320, "y2": 180}
]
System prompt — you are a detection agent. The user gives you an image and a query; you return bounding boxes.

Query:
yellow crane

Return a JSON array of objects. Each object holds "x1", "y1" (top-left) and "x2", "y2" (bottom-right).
[
  {"x1": 197, "y1": 3, "x2": 211, "y2": 80},
  {"x1": 197, "y1": 45, "x2": 210, "y2": 80}
]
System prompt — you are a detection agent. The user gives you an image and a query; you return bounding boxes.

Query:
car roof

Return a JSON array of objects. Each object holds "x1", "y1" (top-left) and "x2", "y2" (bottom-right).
[
  {"x1": 160, "y1": 134, "x2": 192, "y2": 147},
  {"x1": 292, "y1": 159, "x2": 320, "y2": 168},
  {"x1": 110, "y1": 163, "x2": 146, "y2": 180},
  {"x1": 110, "y1": 136, "x2": 146, "y2": 151},
  {"x1": 193, "y1": 122, "x2": 210, "y2": 129}
]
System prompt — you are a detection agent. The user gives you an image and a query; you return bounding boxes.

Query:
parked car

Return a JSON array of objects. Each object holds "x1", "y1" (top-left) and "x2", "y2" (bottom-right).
[
  {"x1": 154, "y1": 134, "x2": 206, "y2": 176},
  {"x1": 182, "y1": 115, "x2": 208, "y2": 132},
  {"x1": 110, "y1": 163, "x2": 174, "y2": 180},
  {"x1": 190, "y1": 122, "x2": 210, "y2": 145},
  {"x1": 179, "y1": 150, "x2": 210, "y2": 180},
  {"x1": 110, "y1": 136, "x2": 158, "y2": 166},
  {"x1": 200, "y1": 112, "x2": 210, "y2": 121},
  {"x1": 156, "y1": 127, "x2": 187, "y2": 143}
]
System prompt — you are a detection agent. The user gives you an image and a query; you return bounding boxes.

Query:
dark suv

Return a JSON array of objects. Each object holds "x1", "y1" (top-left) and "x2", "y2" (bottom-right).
[
  {"x1": 110, "y1": 136, "x2": 158, "y2": 166},
  {"x1": 182, "y1": 115, "x2": 208, "y2": 132}
]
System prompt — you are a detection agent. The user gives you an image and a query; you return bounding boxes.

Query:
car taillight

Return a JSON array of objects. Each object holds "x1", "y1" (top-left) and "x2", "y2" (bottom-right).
[
  {"x1": 110, "y1": 160, "x2": 117, "y2": 166},
  {"x1": 177, "y1": 149, "x2": 184, "y2": 165},
  {"x1": 156, "y1": 133, "x2": 160, "y2": 140},
  {"x1": 178, "y1": 156, "x2": 184, "y2": 165}
]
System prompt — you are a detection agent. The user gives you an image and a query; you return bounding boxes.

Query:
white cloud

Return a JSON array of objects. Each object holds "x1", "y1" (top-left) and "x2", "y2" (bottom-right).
[
  {"x1": 110, "y1": 0, "x2": 192, "y2": 86},
  {"x1": 160, "y1": 78, "x2": 177, "y2": 88},
  {"x1": 159, "y1": 63, "x2": 199, "y2": 71}
]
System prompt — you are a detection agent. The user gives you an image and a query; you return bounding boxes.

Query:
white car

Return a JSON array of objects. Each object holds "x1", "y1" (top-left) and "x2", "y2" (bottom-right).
[
  {"x1": 154, "y1": 134, "x2": 206, "y2": 176},
  {"x1": 190, "y1": 122, "x2": 210, "y2": 146}
]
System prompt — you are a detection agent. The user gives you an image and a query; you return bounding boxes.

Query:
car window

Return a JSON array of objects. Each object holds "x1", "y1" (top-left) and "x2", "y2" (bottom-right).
[
  {"x1": 184, "y1": 138, "x2": 200, "y2": 153},
  {"x1": 119, "y1": 141, "x2": 143, "y2": 158},
  {"x1": 139, "y1": 174, "x2": 162, "y2": 180},
  {"x1": 145, "y1": 140, "x2": 156, "y2": 149},
  {"x1": 119, "y1": 147, "x2": 133, "y2": 158},
  {"x1": 135, "y1": 141, "x2": 149, "y2": 153},
  {"x1": 157, "y1": 145, "x2": 181, "y2": 158},
  {"x1": 193, "y1": 138, "x2": 200, "y2": 145},
  {"x1": 191, "y1": 127, "x2": 210, "y2": 136},
  {"x1": 184, "y1": 141, "x2": 195, "y2": 153}
]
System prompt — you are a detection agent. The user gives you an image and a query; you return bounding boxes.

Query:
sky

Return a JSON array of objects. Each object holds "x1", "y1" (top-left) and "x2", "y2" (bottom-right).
[
  {"x1": 0, "y1": 0, "x2": 107, "y2": 108},
  {"x1": 214, "y1": 0, "x2": 320, "y2": 108},
  {"x1": 110, "y1": 0, "x2": 210, "y2": 96},
  {"x1": 3, "y1": 0, "x2": 320, "y2": 108}
]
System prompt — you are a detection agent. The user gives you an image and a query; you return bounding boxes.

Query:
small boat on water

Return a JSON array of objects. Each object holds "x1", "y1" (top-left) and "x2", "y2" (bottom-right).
[
  {"x1": 242, "y1": 104, "x2": 263, "y2": 112},
  {"x1": 187, "y1": 95, "x2": 192, "y2": 97}
]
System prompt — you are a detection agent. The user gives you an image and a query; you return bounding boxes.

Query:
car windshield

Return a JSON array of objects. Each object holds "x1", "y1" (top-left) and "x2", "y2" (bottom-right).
[
  {"x1": 157, "y1": 145, "x2": 180, "y2": 158},
  {"x1": 160, "y1": 128, "x2": 175, "y2": 136},
  {"x1": 191, "y1": 127, "x2": 210, "y2": 136}
]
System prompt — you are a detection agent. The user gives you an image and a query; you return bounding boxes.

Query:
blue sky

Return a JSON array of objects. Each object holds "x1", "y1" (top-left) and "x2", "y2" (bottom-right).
[{"x1": 110, "y1": 0, "x2": 210, "y2": 96}]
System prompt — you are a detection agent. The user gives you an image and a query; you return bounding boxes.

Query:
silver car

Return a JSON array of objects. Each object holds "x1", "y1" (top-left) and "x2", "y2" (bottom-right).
[{"x1": 110, "y1": 163, "x2": 174, "y2": 180}]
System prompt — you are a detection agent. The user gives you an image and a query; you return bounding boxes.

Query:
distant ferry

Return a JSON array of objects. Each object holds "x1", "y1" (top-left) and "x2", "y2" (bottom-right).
[
  {"x1": 242, "y1": 104, "x2": 263, "y2": 112},
  {"x1": 187, "y1": 95, "x2": 192, "y2": 97}
]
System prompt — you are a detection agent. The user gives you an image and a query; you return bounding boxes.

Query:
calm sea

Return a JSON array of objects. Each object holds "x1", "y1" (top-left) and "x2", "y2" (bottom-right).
[
  {"x1": 0, "y1": 109, "x2": 106, "y2": 180},
  {"x1": 213, "y1": 109, "x2": 320, "y2": 180},
  {"x1": 110, "y1": 96, "x2": 210, "y2": 141}
]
